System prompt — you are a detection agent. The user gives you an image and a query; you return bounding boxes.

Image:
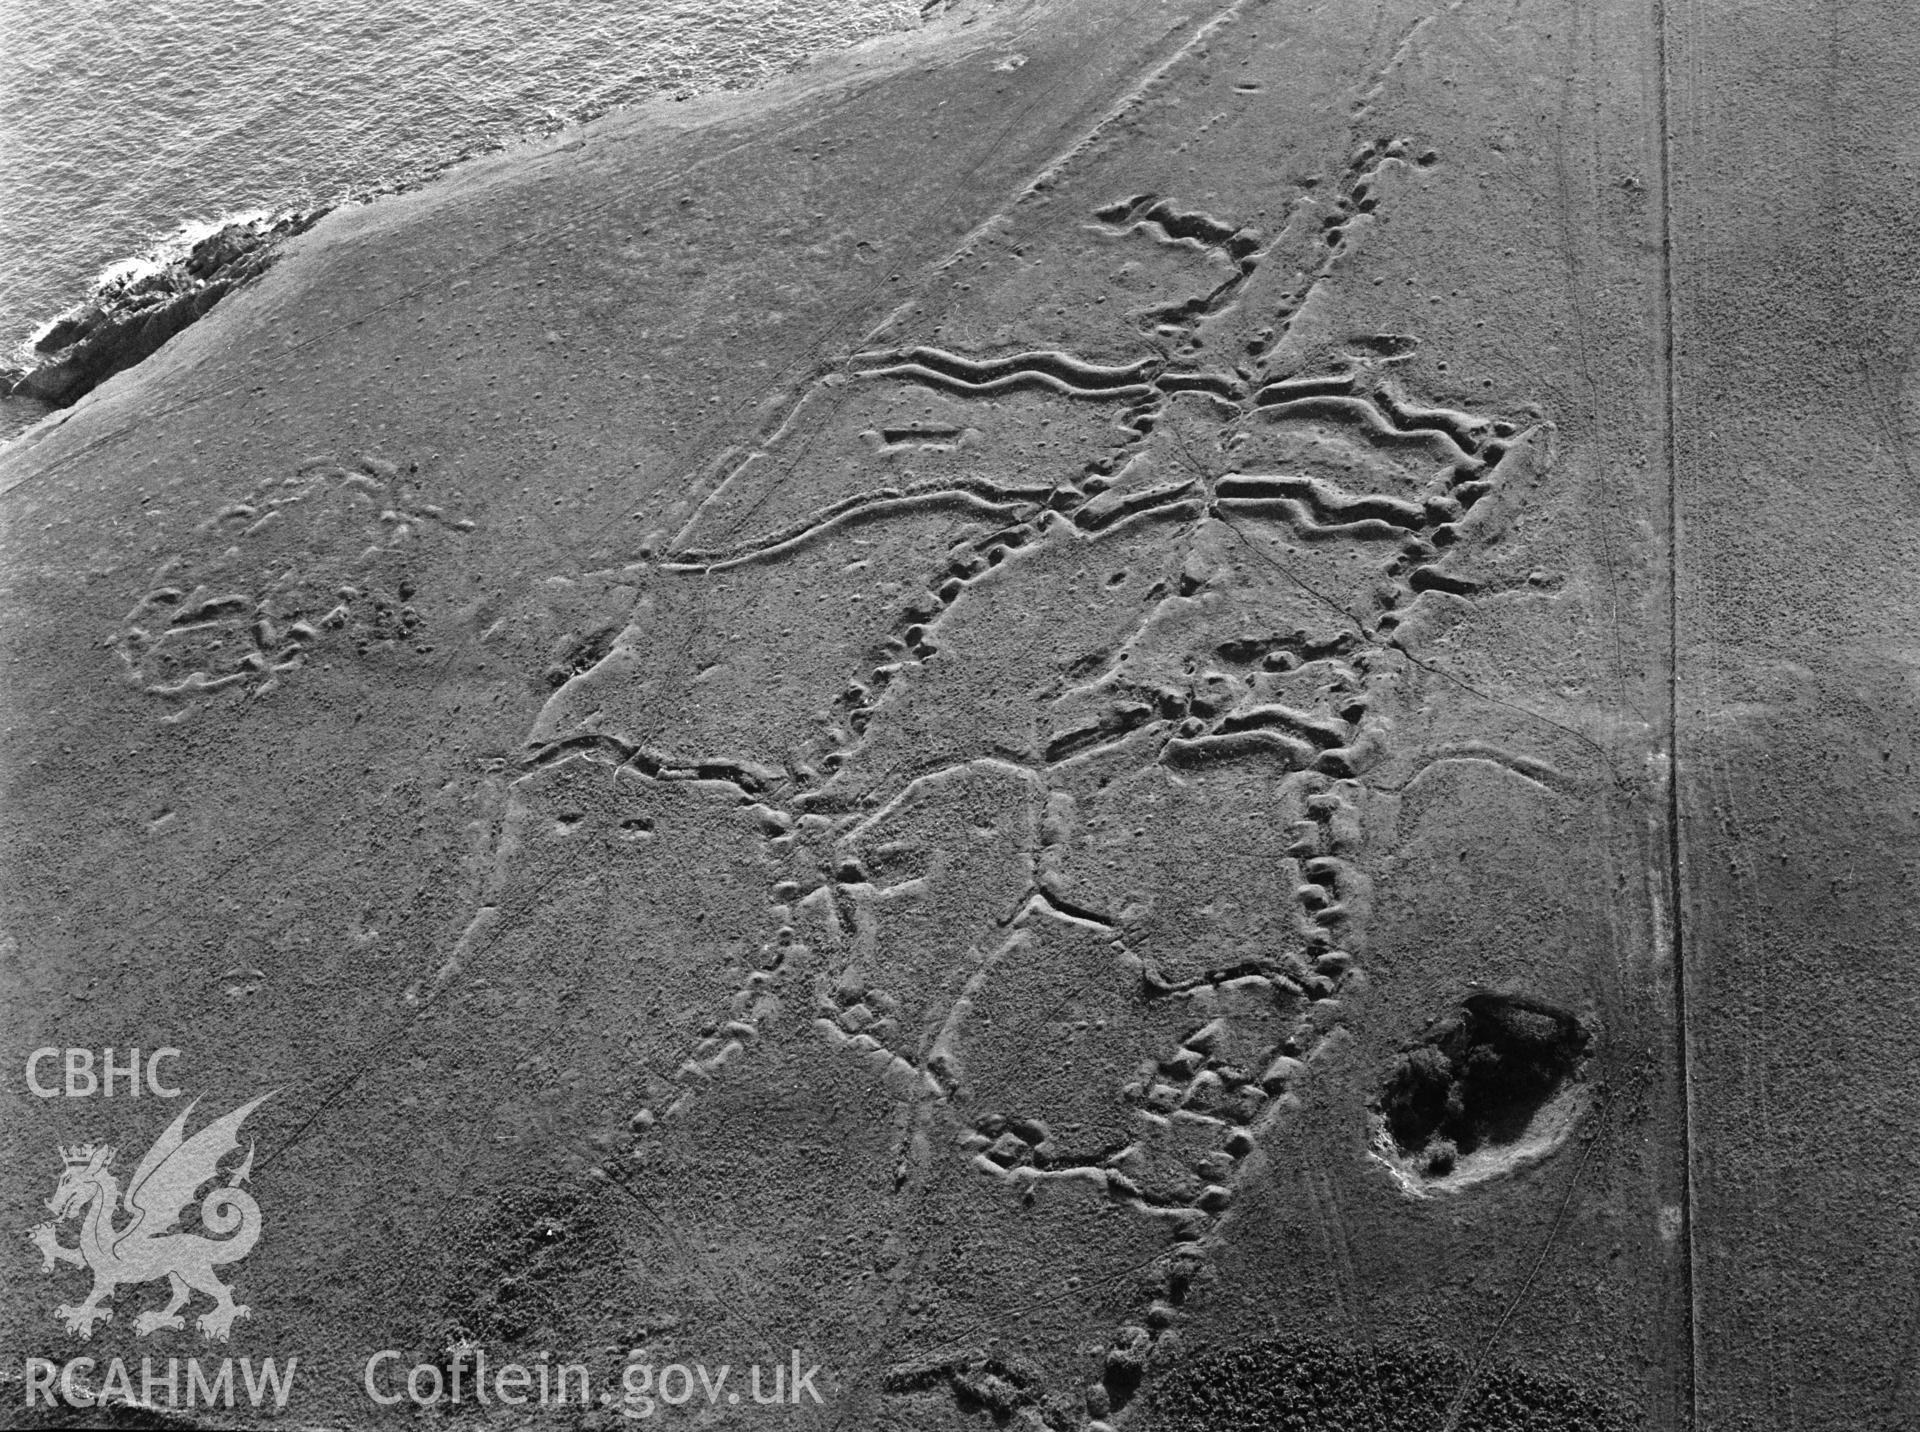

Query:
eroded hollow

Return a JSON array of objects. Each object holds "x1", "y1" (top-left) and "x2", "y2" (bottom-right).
[{"x1": 1372, "y1": 993, "x2": 1591, "y2": 1186}]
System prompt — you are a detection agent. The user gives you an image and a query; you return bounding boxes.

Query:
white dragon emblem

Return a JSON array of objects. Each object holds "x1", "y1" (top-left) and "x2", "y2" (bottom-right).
[{"x1": 27, "y1": 1092, "x2": 273, "y2": 1341}]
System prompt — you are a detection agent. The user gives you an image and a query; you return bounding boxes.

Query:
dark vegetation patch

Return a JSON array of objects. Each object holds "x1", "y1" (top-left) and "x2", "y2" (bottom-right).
[
  {"x1": 1375, "y1": 993, "x2": 1590, "y2": 1176},
  {"x1": 1146, "y1": 1335, "x2": 1640, "y2": 1431},
  {"x1": 441, "y1": 1182, "x2": 615, "y2": 1348}
]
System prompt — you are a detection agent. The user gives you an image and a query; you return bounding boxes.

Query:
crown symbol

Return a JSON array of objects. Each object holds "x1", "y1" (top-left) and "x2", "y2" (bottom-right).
[{"x1": 59, "y1": 1143, "x2": 110, "y2": 1168}]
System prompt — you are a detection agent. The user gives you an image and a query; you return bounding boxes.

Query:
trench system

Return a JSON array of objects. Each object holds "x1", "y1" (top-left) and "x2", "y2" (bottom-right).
[
  {"x1": 99, "y1": 37, "x2": 1649, "y2": 1432},
  {"x1": 533, "y1": 136, "x2": 1606, "y2": 1418}
]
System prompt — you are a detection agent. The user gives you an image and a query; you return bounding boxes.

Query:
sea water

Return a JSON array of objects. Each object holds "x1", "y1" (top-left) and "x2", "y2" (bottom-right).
[{"x1": 0, "y1": 0, "x2": 922, "y2": 353}]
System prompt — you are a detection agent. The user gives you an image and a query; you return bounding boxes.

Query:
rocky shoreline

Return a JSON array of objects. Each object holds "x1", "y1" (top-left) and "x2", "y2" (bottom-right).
[
  {"x1": 0, "y1": 209, "x2": 325, "y2": 411},
  {"x1": 0, "y1": 11, "x2": 931, "y2": 429}
]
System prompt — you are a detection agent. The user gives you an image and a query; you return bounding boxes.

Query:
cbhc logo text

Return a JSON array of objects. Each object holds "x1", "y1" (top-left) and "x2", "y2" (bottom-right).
[{"x1": 26, "y1": 1049, "x2": 183, "y2": 1098}]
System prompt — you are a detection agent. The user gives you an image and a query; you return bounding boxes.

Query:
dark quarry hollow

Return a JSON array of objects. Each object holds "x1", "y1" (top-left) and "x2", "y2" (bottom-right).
[{"x1": 1376, "y1": 993, "x2": 1590, "y2": 1174}]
